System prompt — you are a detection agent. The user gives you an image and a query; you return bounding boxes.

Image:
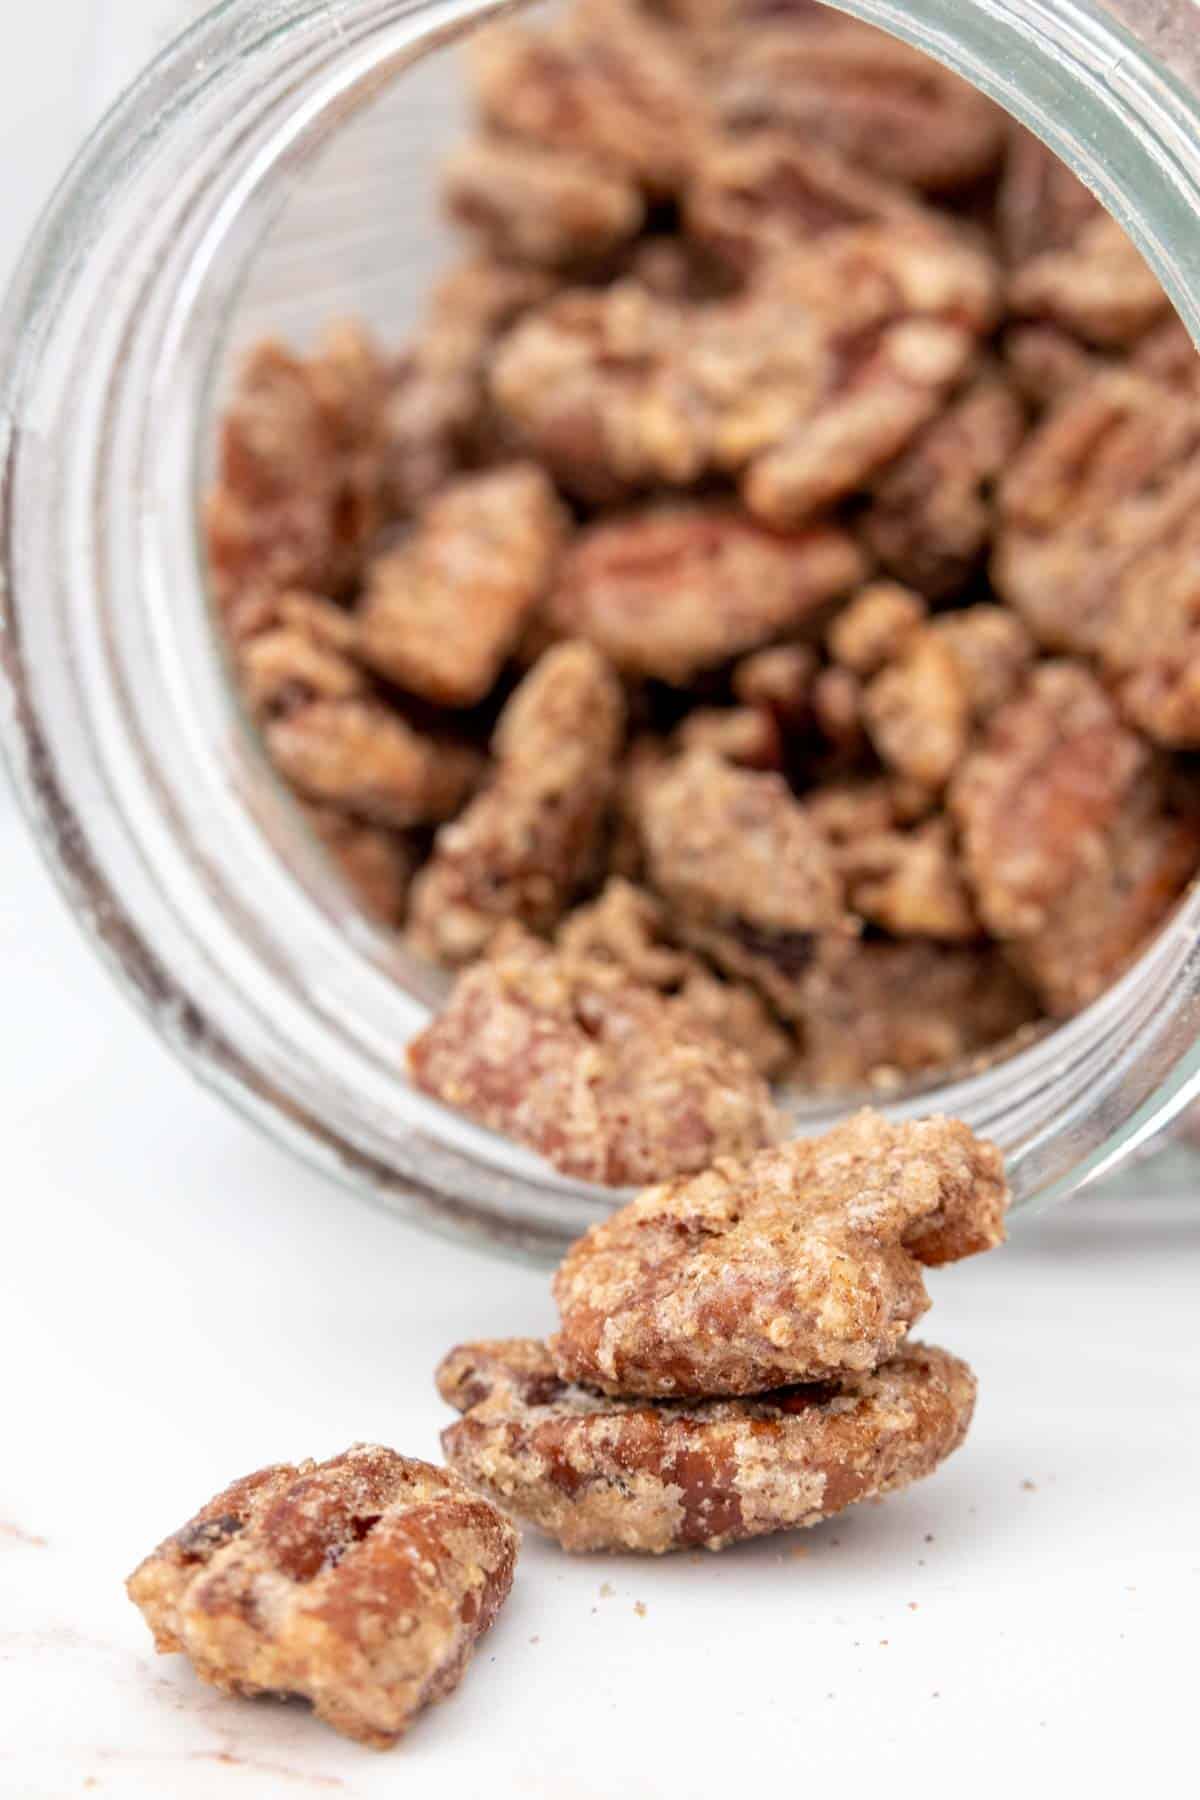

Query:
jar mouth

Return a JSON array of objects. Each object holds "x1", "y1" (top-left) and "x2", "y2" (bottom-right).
[{"x1": 3, "y1": 0, "x2": 1200, "y2": 1259}]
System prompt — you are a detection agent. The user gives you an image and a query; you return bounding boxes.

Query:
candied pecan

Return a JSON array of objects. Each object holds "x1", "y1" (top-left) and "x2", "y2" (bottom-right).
[
  {"x1": 839, "y1": 817, "x2": 979, "y2": 941},
  {"x1": 304, "y1": 806, "x2": 416, "y2": 927},
  {"x1": 408, "y1": 926, "x2": 781, "y2": 1185},
  {"x1": 996, "y1": 127, "x2": 1100, "y2": 268},
  {"x1": 407, "y1": 642, "x2": 625, "y2": 966},
  {"x1": 385, "y1": 257, "x2": 556, "y2": 514},
  {"x1": 931, "y1": 605, "x2": 1036, "y2": 720},
  {"x1": 442, "y1": 137, "x2": 644, "y2": 269},
  {"x1": 624, "y1": 236, "x2": 735, "y2": 304},
  {"x1": 206, "y1": 324, "x2": 390, "y2": 605},
  {"x1": 1009, "y1": 212, "x2": 1170, "y2": 349},
  {"x1": 684, "y1": 134, "x2": 917, "y2": 280},
  {"x1": 1003, "y1": 323, "x2": 1101, "y2": 410},
  {"x1": 265, "y1": 700, "x2": 480, "y2": 830},
  {"x1": 863, "y1": 630, "x2": 970, "y2": 790},
  {"x1": 827, "y1": 582, "x2": 926, "y2": 677},
  {"x1": 732, "y1": 643, "x2": 817, "y2": 730},
  {"x1": 557, "y1": 878, "x2": 793, "y2": 1077},
  {"x1": 469, "y1": 0, "x2": 709, "y2": 194},
  {"x1": 357, "y1": 465, "x2": 567, "y2": 706},
  {"x1": 551, "y1": 1110, "x2": 1005, "y2": 1396},
  {"x1": 995, "y1": 369, "x2": 1200, "y2": 657},
  {"x1": 438, "y1": 1336, "x2": 976, "y2": 1553},
  {"x1": 637, "y1": 751, "x2": 847, "y2": 1018},
  {"x1": 951, "y1": 664, "x2": 1200, "y2": 1013},
  {"x1": 1131, "y1": 313, "x2": 1200, "y2": 392},
  {"x1": 797, "y1": 938, "x2": 1040, "y2": 1089},
  {"x1": 714, "y1": 20, "x2": 1005, "y2": 193},
  {"x1": 126, "y1": 1446, "x2": 517, "y2": 1749},
  {"x1": 810, "y1": 666, "x2": 866, "y2": 759},
  {"x1": 860, "y1": 373, "x2": 1028, "y2": 597},
  {"x1": 546, "y1": 504, "x2": 864, "y2": 684},
  {"x1": 674, "y1": 706, "x2": 782, "y2": 770},
  {"x1": 806, "y1": 777, "x2": 898, "y2": 844},
  {"x1": 1101, "y1": 516, "x2": 1200, "y2": 744},
  {"x1": 234, "y1": 592, "x2": 367, "y2": 720}
]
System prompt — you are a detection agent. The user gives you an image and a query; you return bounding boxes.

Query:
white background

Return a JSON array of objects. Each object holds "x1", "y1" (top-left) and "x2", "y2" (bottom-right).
[{"x1": 2, "y1": 8, "x2": 1199, "y2": 1798}]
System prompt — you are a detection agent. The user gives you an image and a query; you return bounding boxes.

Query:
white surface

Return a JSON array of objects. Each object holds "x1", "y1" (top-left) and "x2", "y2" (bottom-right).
[{"x1": 3, "y1": 8, "x2": 1200, "y2": 1799}]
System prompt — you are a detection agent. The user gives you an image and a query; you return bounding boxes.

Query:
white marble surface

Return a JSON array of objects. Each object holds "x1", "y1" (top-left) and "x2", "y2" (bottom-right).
[{"x1": 3, "y1": 8, "x2": 1200, "y2": 1798}]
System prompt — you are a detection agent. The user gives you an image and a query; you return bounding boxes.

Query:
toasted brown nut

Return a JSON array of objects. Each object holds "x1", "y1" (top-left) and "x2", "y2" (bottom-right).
[
  {"x1": 304, "y1": 806, "x2": 416, "y2": 927},
  {"x1": 1009, "y1": 213, "x2": 1170, "y2": 349},
  {"x1": 407, "y1": 642, "x2": 625, "y2": 966},
  {"x1": 828, "y1": 582, "x2": 927, "y2": 678},
  {"x1": 863, "y1": 631, "x2": 971, "y2": 792},
  {"x1": 951, "y1": 663, "x2": 1200, "y2": 1013},
  {"x1": 732, "y1": 643, "x2": 818, "y2": 730},
  {"x1": 265, "y1": 700, "x2": 480, "y2": 830},
  {"x1": 1003, "y1": 323, "x2": 1102, "y2": 411},
  {"x1": 408, "y1": 925, "x2": 782, "y2": 1186},
  {"x1": 357, "y1": 465, "x2": 567, "y2": 707},
  {"x1": 796, "y1": 938, "x2": 1040, "y2": 1090},
  {"x1": 206, "y1": 324, "x2": 390, "y2": 604},
  {"x1": 714, "y1": 20, "x2": 1005, "y2": 194},
  {"x1": 861, "y1": 374, "x2": 1028, "y2": 599},
  {"x1": 637, "y1": 751, "x2": 847, "y2": 1019},
  {"x1": 126, "y1": 1446, "x2": 518, "y2": 1749},
  {"x1": 442, "y1": 137, "x2": 645, "y2": 269},
  {"x1": 548, "y1": 504, "x2": 865, "y2": 684},
  {"x1": 674, "y1": 707, "x2": 783, "y2": 772},
  {"x1": 469, "y1": 0, "x2": 710, "y2": 194},
  {"x1": 839, "y1": 817, "x2": 979, "y2": 942},
  {"x1": 550, "y1": 1110, "x2": 1006, "y2": 1397},
  {"x1": 438, "y1": 1336, "x2": 976, "y2": 1553},
  {"x1": 235, "y1": 592, "x2": 368, "y2": 720}
]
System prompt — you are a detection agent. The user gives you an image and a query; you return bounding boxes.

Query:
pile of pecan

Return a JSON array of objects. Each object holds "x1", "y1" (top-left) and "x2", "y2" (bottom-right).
[{"x1": 209, "y1": 0, "x2": 1200, "y2": 1180}]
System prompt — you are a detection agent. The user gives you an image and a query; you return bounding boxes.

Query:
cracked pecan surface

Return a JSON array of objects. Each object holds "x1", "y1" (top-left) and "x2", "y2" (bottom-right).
[
  {"x1": 549, "y1": 1110, "x2": 1006, "y2": 1396},
  {"x1": 438, "y1": 1336, "x2": 976, "y2": 1553},
  {"x1": 126, "y1": 1446, "x2": 517, "y2": 1749}
]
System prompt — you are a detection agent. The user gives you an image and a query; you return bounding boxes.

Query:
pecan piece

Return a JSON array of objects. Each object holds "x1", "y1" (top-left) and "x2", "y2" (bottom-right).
[
  {"x1": 439, "y1": 1336, "x2": 976, "y2": 1553},
  {"x1": 126, "y1": 1447, "x2": 518, "y2": 1748},
  {"x1": 636, "y1": 750, "x2": 847, "y2": 1019},
  {"x1": 995, "y1": 369, "x2": 1200, "y2": 658},
  {"x1": 827, "y1": 581, "x2": 927, "y2": 677},
  {"x1": 951, "y1": 664, "x2": 1200, "y2": 1013},
  {"x1": 547, "y1": 503, "x2": 864, "y2": 684},
  {"x1": 304, "y1": 806, "x2": 416, "y2": 927},
  {"x1": 732, "y1": 643, "x2": 817, "y2": 731},
  {"x1": 357, "y1": 464, "x2": 567, "y2": 706},
  {"x1": 469, "y1": 0, "x2": 709, "y2": 195},
  {"x1": 442, "y1": 137, "x2": 644, "y2": 269},
  {"x1": 862, "y1": 630, "x2": 971, "y2": 791},
  {"x1": 234, "y1": 592, "x2": 366, "y2": 720},
  {"x1": 797, "y1": 938, "x2": 1040, "y2": 1089},
  {"x1": 714, "y1": 19, "x2": 1005, "y2": 193},
  {"x1": 206, "y1": 324, "x2": 390, "y2": 605},
  {"x1": 408, "y1": 926, "x2": 781, "y2": 1185},
  {"x1": 1009, "y1": 212, "x2": 1170, "y2": 350},
  {"x1": 674, "y1": 706, "x2": 783, "y2": 771},
  {"x1": 550, "y1": 1110, "x2": 1005, "y2": 1396},
  {"x1": 265, "y1": 700, "x2": 481, "y2": 830},
  {"x1": 861, "y1": 372, "x2": 1028, "y2": 598},
  {"x1": 407, "y1": 642, "x2": 625, "y2": 965},
  {"x1": 996, "y1": 126, "x2": 1101, "y2": 269},
  {"x1": 839, "y1": 817, "x2": 979, "y2": 941}
]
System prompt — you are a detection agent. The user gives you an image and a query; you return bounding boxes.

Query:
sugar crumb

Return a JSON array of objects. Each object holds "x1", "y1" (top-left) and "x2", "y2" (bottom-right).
[
  {"x1": 600, "y1": 1582, "x2": 615, "y2": 1598},
  {"x1": 634, "y1": 1601, "x2": 647, "y2": 1618}
]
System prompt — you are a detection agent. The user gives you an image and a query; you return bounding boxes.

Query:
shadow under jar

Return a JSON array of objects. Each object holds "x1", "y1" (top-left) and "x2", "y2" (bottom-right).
[{"x1": 3, "y1": 0, "x2": 1200, "y2": 1260}]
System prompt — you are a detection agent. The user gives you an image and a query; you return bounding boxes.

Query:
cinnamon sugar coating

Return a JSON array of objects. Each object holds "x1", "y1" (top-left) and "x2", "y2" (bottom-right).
[
  {"x1": 549, "y1": 1111, "x2": 1006, "y2": 1396},
  {"x1": 126, "y1": 1446, "x2": 517, "y2": 1749},
  {"x1": 442, "y1": 137, "x2": 645, "y2": 270},
  {"x1": 408, "y1": 925, "x2": 782, "y2": 1185},
  {"x1": 438, "y1": 1336, "x2": 976, "y2": 1553}
]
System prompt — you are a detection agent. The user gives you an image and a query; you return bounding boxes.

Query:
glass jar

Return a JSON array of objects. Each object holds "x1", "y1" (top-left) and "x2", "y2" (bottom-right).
[{"x1": 2, "y1": 0, "x2": 1199, "y2": 1260}]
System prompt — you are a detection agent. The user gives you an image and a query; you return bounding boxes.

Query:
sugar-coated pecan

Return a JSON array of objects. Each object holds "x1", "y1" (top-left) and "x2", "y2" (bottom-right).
[
  {"x1": 550, "y1": 1109, "x2": 1006, "y2": 1396},
  {"x1": 839, "y1": 817, "x2": 979, "y2": 941},
  {"x1": 235, "y1": 592, "x2": 367, "y2": 720},
  {"x1": 1009, "y1": 212, "x2": 1170, "y2": 350},
  {"x1": 684, "y1": 134, "x2": 918, "y2": 280},
  {"x1": 547, "y1": 503, "x2": 864, "y2": 683},
  {"x1": 206, "y1": 324, "x2": 390, "y2": 605},
  {"x1": 861, "y1": 372, "x2": 1028, "y2": 597},
  {"x1": 863, "y1": 630, "x2": 971, "y2": 791},
  {"x1": 1003, "y1": 323, "x2": 1101, "y2": 410},
  {"x1": 442, "y1": 137, "x2": 644, "y2": 269},
  {"x1": 438, "y1": 1336, "x2": 976, "y2": 1553},
  {"x1": 637, "y1": 751, "x2": 847, "y2": 1018},
  {"x1": 950, "y1": 662, "x2": 1200, "y2": 1012},
  {"x1": 408, "y1": 925, "x2": 782, "y2": 1185},
  {"x1": 357, "y1": 464, "x2": 567, "y2": 706},
  {"x1": 407, "y1": 642, "x2": 625, "y2": 966},
  {"x1": 714, "y1": 19, "x2": 1005, "y2": 193},
  {"x1": 674, "y1": 706, "x2": 783, "y2": 771},
  {"x1": 810, "y1": 665, "x2": 866, "y2": 759},
  {"x1": 996, "y1": 127, "x2": 1100, "y2": 269},
  {"x1": 469, "y1": 0, "x2": 709, "y2": 194},
  {"x1": 385, "y1": 257, "x2": 557, "y2": 514},
  {"x1": 732, "y1": 643, "x2": 817, "y2": 731},
  {"x1": 994, "y1": 371, "x2": 1200, "y2": 653},
  {"x1": 304, "y1": 806, "x2": 416, "y2": 927},
  {"x1": 126, "y1": 1446, "x2": 518, "y2": 1749},
  {"x1": 265, "y1": 700, "x2": 480, "y2": 830},
  {"x1": 827, "y1": 582, "x2": 927, "y2": 677},
  {"x1": 796, "y1": 938, "x2": 1040, "y2": 1089}
]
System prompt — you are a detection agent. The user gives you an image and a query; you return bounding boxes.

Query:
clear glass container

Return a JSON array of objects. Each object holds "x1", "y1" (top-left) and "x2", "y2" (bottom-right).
[{"x1": 2, "y1": 0, "x2": 1199, "y2": 1260}]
